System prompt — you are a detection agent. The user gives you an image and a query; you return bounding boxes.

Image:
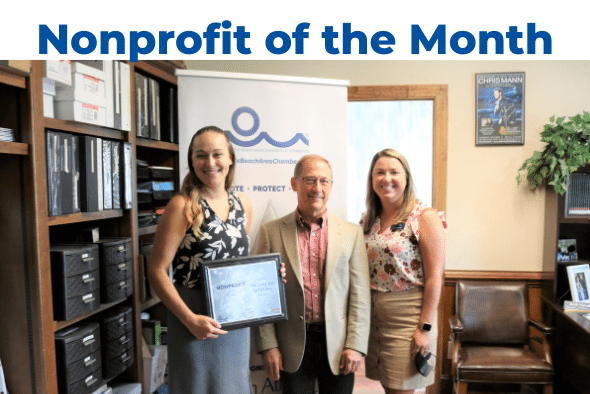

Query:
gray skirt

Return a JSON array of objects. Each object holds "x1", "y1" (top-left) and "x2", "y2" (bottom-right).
[{"x1": 168, "y1": 284, "x2": 252, "y2": 394}]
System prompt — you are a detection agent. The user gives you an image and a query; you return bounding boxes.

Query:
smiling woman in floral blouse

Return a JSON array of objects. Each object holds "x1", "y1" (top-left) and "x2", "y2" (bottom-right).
[
  {"x1": 360, "y1": 149, "x2": 446, "y2": 394},
  {"x1": 147, "y1": 126, "x2": 254, "y2": 394}
]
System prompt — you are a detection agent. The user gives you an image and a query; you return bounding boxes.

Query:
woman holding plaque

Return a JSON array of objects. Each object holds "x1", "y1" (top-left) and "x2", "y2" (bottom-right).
[
  {"x1": 360, "y1": 149, "x2": 446, "y2": 394},
  {"x1": 147, "y1": 126, "x2": 253, "y2": 393}
]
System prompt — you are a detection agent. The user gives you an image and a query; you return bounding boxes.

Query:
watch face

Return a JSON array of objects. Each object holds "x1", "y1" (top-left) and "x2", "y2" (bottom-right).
[{"x1": 422, "y1": 323, "x2": 432, "y2": 331}]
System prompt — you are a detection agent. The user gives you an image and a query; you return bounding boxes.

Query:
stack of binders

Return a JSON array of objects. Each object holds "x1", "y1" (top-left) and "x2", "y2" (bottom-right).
[
  {"x1": 135, "y1": 72, "x2": 160, "y2": 140},
  {"x1": 49, "y1": 131, "x2": 133, "y2": 216}
]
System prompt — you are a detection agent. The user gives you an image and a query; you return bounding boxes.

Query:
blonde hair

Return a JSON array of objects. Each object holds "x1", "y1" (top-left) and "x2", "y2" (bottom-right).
[
  {"x1": 180, "y1": 126, "x2": 235, "y2": 236},
  {"x1": 363, "y1": 149, "x2": 417, "y2": 234}
]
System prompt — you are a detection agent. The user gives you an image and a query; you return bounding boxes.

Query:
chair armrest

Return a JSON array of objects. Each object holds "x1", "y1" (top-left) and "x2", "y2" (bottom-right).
[
  {"x1": 528, "y1": 318, "x2": 553, "y2": 365},
  {"x1": 528, "y1": 318, "x2": 554, "y2": 334},
  {"x1": 449, "y1": 315, "x2": 464, "y2": 377},
  {"x1": 449, "y1": 315, "x2": 464, "y2": 333}
]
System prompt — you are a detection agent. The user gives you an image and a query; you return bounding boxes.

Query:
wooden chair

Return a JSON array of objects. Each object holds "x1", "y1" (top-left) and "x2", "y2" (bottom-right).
[{"x1": 449, "y1": 280, "x2": 554, "y2": 394}]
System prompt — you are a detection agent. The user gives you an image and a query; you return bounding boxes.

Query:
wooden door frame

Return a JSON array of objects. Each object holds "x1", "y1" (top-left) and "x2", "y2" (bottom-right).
[{"x1": 348, "y1": 85, "x2": 448, "y2": 394}]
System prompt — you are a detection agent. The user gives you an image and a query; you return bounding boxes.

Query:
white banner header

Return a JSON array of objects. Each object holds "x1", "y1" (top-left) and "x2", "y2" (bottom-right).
[{"x1": 2, "y1": 0, "x2": 589, "y2": 60}]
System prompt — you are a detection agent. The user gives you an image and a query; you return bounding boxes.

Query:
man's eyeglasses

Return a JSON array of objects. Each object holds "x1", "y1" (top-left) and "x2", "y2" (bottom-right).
[{"x1": 298, "y1": 177, "x2": 333, "y2": 186}]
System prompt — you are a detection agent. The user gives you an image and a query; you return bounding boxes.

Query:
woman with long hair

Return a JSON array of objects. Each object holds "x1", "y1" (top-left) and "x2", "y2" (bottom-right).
[
  {"x1": 361, "y1": 149, "x2": 446, "y2": 394},
  {"x1": 147, "y1": 126, "x2": 254, "y2": 393}
]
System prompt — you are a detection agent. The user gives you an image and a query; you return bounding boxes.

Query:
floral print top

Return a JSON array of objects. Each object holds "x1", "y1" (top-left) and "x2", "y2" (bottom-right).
[
  {"x1": 360, "y1": 201, "x2": 446, "y2": 292},
  {"x1": 173, "y1": 192, "x2": 250, "y2": 289}
]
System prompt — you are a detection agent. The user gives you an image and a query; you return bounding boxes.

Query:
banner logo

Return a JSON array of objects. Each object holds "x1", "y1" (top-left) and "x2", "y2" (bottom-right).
[{"x1": 226, "y1": 107, "x2": 309, "y2": 148}]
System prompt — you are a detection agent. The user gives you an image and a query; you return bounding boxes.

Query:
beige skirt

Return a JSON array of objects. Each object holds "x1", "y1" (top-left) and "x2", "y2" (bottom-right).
[{"x1": 365, "y1": 288, "x2": 437, "y2": 390}]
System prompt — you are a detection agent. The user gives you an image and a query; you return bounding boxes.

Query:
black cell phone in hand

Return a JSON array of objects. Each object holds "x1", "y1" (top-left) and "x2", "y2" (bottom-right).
[{"x1": 415, "y1": 351, "x2": 433, "y2": 377}]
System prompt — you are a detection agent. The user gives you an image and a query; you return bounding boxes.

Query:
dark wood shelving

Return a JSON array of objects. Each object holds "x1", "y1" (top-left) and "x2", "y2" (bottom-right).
[
  {"x1": 141, "y1": 296, "x2": 161, "y2": 311},
  {"x1": 54, "y1": 298, "x2": 129, "y2": 332},
  {"x1": 47, "y1": 209, "x2": 124, "y2": 226},
  {"x1": 136, "y1": 137, "x2": 179, "y2": 151},
  {"x1": 556, "y1": 259, "x2": 590, "y2": 265},
  {"x1": 0, "y1": 60, "x2": 182, "y2": 394},
  {"x1": 0, "y1": 140, "x2": 28, "y2": 155},
  {"x1": 138, "y1": 225, "x2": 158, "y2": 236},
  {"x1": 44, "y1": 117, "x2": 126, "y2": 140},
  {"x1": 0, "y1": 65, "x2": 27, "y2": 89}
]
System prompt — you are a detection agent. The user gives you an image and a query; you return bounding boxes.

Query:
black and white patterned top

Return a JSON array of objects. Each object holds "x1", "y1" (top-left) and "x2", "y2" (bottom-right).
[{"x1": 172, "y1": 192, "x2": 250, "y2": 289}]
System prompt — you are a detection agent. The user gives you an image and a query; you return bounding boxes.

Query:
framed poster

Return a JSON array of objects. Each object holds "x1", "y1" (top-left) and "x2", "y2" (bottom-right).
[
  {"x1": 476, "y1": 72, "x2": 525, "y2": 145},
  {"x1": 200, "y1": 253, "x2": 288, "y2": 330},
  {"x1": 567, "y1": 263, "x2": 590, "y2": 303}
]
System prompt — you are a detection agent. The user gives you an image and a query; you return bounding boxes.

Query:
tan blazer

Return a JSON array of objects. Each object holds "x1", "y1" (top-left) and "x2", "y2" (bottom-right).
[{"x1": 254, "y1": 211, "x2": 371, "y2": 375}]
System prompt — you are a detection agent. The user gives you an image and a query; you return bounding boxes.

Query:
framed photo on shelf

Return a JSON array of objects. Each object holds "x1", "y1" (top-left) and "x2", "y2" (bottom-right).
[
  {"x1": 475, "y1": 72, "x2": 525, "y2": 146},
  {"x1": 557, "y1": 239, "x2": 578, "y2": 262},
  {"x1": 567, "y1": 263, "x2": 590, "y2": 302}
]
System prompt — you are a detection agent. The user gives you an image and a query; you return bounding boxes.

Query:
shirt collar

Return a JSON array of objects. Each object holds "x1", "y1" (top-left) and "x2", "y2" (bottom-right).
[{"x1": 296, "y1": 208, "x2": 328, "y2": 229}]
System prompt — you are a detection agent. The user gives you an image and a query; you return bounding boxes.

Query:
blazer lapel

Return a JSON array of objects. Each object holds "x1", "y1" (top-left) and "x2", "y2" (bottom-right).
[
  {"x1": 324, "y1": 212, "x2": 343, "y2": 290},
  {"x1": 280, "y1": 212, "x2": 304, "y2": 289}
]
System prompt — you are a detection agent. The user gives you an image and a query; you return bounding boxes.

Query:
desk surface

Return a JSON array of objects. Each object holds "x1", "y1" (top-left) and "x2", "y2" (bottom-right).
[{"x1": 542, "y1": 297, "x2": 590, "y2": 394}]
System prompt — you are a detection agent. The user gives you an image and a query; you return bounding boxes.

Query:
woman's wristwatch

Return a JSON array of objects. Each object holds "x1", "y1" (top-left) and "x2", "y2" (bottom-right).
[{"x1": 420, "y1": 322, "x2": 432, "y2": 332}]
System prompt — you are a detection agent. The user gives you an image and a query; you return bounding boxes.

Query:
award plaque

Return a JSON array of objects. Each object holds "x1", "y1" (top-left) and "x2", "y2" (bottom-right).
[{"x1": 200, "y1": 253, "x2": 288, "y2": 330}]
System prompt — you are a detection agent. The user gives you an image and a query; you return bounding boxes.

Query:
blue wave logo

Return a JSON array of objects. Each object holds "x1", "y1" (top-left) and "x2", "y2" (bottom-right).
[{"x1": 225, "y1": 107, "x2": 309, "y2": 148}]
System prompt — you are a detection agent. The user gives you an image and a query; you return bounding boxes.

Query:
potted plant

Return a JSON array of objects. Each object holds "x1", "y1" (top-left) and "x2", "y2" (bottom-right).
[{"x1": 517, "y1": 111, "x2": 590, "y2": 195}]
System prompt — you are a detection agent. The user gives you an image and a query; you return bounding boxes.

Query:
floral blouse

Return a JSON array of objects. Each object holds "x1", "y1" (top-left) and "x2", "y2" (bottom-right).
[
  {"x1": 360, "y1": 201, "x2": 446, "y2": 292},
  {"x1": 172, "y1": 192, "x2": 250, "y2": 289}
]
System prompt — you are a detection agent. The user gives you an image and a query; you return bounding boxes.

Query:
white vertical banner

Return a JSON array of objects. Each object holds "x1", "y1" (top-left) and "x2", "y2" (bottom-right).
[
  {"x1": 177, "y1": 70, "x2": 349, "y2": 393},
  {"x1": 0, "y1": 357, "x2": 7, "y2": 394}
]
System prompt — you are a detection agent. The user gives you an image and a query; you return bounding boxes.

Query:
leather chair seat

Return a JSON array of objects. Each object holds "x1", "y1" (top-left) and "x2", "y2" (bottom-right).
[{"x1": 458, "y1": 345, "x2": 554, "y2": 383}]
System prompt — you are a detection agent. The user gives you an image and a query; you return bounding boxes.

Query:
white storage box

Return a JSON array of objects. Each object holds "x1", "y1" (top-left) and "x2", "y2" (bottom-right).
[
  {"x1": 55, "y1": 101, "x2": 107, "y2": 126},
  {"x1": 111, "y1": 382, "x2": 141, "y2": 394},
  {"x1": 55, "y1": 73, "x2": 107, "y2": 107},
  {"x1": 56, "y1": 61, "x2": 107, "y2": 107},
  {"x1": 44, "y1": 60, "x2": 71, "y2": 85},
  {"x1": 142, "y1": 345, "x2": 167, "y2": 394},
  {"x1": 43, "y1": 78, "x2": 56, "y2": 118}
]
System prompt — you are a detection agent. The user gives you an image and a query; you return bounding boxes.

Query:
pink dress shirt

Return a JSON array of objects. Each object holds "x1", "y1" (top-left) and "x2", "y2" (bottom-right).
[{"x1": 296, "y1": 209, "x2": 329, "y2": 323}]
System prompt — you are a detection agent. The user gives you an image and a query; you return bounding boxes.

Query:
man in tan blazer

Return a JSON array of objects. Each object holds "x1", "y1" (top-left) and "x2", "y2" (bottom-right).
[{"x1": 254, "y1": 154, "x2": 370, "y2": 394}]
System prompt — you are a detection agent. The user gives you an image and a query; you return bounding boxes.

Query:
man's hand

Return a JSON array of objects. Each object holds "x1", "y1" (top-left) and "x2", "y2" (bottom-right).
[
  {"x1": 339, "y1": 348, "x2": 363, "y2": 375},
  {"x1": 262, "y1": 347, "x2": 283, "y2": 381}
]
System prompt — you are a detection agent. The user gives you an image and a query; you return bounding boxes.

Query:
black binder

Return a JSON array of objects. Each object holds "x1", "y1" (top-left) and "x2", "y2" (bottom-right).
[
  {"x1": 161, "y1": 86, "x2": 177, "y2": 143},
  {"x1": 80, "y1": 136, "x2": 100, "y2": 212},
  {"x1": 135, "y1": 72, "x2": 150, "y2": 138},
  {"x1": 111, "y1": 141, "x2": 121, "y2": 209},
  {"x1": 46, "y1": 130, "x2": 62, "y2": 216},
  {"x1": 102, "y1": 139, "x2": 112, "y2": 210},
  {"x1": 59, "y1": 132, "x2": 80, "y2": 215}
]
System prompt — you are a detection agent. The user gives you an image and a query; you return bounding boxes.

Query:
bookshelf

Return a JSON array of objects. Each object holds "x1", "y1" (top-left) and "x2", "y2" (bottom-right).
[
  {"x1": 0, "y1": 60, "x2": 182, "y2": 394},
  {"x1": 551, "y1": 164, "x2": 590, "y2": 305}
]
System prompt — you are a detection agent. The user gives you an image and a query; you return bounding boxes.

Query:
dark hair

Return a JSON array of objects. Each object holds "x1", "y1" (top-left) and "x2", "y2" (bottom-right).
[{"x1": 180, "y1": 126, "x2": 236, "y2": 235}]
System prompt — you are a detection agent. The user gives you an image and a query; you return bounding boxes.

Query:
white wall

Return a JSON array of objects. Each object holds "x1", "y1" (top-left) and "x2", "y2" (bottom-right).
[{"x1": 184, "y1": 60, "x2": 590, "y2": 273}]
